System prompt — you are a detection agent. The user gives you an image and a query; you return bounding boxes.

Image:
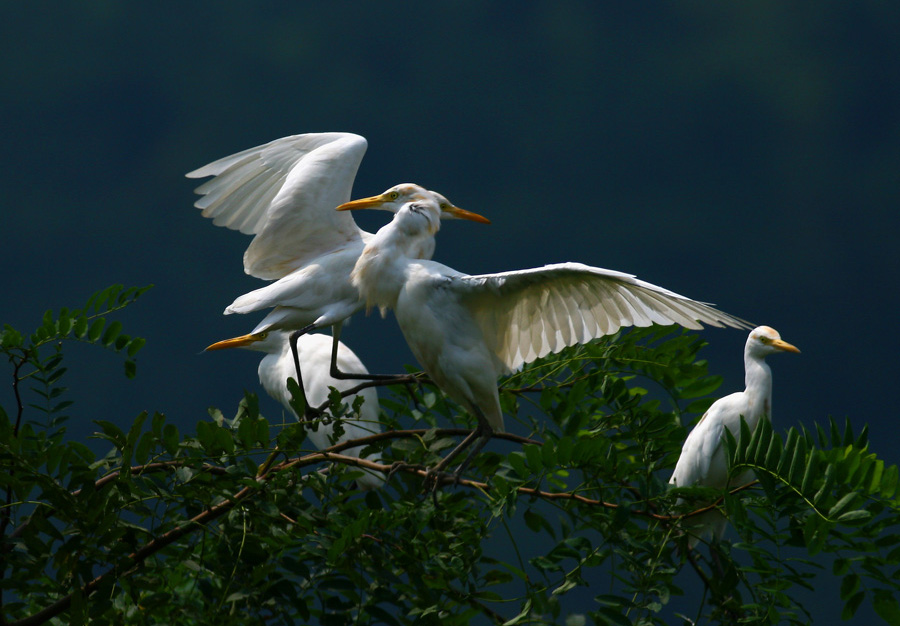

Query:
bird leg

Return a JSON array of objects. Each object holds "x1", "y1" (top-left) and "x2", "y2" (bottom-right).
[
  {"x1": 288, "y1": 327, "x2": 320, "y2": 421},
  {"x1": 326, "y1": 323, "x2": 424, "y2": 387},
  {"x1": 425, "y1": 407, "x2": 494, "y2": 489}
]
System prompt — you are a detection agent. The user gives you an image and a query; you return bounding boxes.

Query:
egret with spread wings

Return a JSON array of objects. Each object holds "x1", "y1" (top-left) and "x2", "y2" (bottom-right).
[
  {"x1": 340, "y1": 196, "x2": 753, "y2": 481},
  {"x1": 187, "y1": 133, "x2": 490, "y2": 411}
]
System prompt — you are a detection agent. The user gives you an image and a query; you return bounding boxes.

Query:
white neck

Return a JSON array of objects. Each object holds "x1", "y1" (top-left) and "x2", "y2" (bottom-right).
[
  {"x1": 352, "y1": 223, "x2": 430, "y2": 313},
  {"x1": 743, "y1": 352, "x2": 774, "y2": 421}
]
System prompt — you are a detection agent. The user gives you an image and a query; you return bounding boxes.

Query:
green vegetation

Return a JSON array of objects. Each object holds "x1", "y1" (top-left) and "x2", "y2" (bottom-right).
[{"x1": 2, "y1": 286, "x2": 898, "y2": 625}]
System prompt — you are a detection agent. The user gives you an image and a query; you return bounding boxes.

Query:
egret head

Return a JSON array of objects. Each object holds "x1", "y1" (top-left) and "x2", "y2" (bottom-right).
[
  {"x1": 336, "y1": 183, "x2": 490, "y2": 224},
  {"x1": 395, "y1": 199, "x2": 445, "y2": 236},
  {"x1": 205, "y1": 330, "x2": 283, "y2": 354},
  {"x1": 746, "y1": 326, "x2": 800, "y2": 358}
]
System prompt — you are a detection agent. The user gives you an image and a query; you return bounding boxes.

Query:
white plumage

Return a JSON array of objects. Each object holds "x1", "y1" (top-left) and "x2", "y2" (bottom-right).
[
  {"x1": 669, "y1": 325, "x2": 800, "y2": 546},
  {"x1": 342, "y1": 197, "x2": 752, "y2": 476},
  {"x1": 207, "y1": 330, "x2": 385, "y2": 490},
  {"x1": 187, "y1": 132, "x2": 489, "y2": 357},
  {"x1": 187, "y1": 132, "x2": 370, "y2": 280}
]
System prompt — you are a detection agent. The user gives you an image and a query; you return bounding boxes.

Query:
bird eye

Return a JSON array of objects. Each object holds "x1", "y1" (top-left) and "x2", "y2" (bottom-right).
[{"x1": 390, "y1": 191, "x2": 400, "y2": 200}]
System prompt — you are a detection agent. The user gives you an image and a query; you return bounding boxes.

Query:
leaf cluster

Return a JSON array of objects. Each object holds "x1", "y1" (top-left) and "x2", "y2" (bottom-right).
[{"x1": 1, "y1": 290, "x2": 899, "y2": 625}]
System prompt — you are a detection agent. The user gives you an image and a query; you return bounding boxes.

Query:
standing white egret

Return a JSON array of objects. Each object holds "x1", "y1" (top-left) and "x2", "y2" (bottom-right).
[
  {"x1": 339, "y1": 197, "x2": 752, "y2": 480},
  {"x1": 187, "y1": 132, "x2": 490, "y2": 407},
  {"x1": 206, "y1": 330, "x2": 385, "y2": 490},
  {"x1": 669, "y1": 325, "x2": 800, "y2": 547}
]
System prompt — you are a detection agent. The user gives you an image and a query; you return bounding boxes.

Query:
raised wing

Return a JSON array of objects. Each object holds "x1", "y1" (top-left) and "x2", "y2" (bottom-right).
[
  {"x1": 187, "y1": 132, "x2": 369, "y2": 279},
  {"x1": 457, "y1": 262, "x2": 752, "y2": 372}
]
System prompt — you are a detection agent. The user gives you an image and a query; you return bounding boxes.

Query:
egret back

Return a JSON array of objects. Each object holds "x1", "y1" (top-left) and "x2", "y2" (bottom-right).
[{"x1": 395, "y1": 263, "x2": 506, "y2": 431}]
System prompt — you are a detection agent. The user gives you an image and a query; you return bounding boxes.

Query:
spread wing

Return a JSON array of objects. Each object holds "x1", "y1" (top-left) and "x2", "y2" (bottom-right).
[
  {"x1": 455, "y1": 262, "x2": 752, "y2": 372},
  {"x1": 187, "y1": 132, "x2": 369, "y2": 279}
]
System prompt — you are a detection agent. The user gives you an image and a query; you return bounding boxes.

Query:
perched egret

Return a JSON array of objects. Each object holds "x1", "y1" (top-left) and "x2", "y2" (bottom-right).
[
  {"x1": 669, "y1": 325, "x2": 800, "y2": 547},
  {"x1": 206, "y1": 330, "x2": 385, "y2": 490},
  {"x1": 340, "y1": 197, "x2": 752, "y2": 479},
  {"x1": 187, "y1": 132, "x2": 490, "y2": 406}
]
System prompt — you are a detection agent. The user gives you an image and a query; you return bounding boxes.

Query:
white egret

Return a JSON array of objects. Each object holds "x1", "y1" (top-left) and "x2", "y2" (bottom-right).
[
  {"x1": 206, "y1": 330, "x2": 385, "y2": 490},
  {"x1": 187, "y1": 132, "x2": 490, "y2": 407},
  {"x1": 669, "y1": 325, "x2": 800, "y2": 547},
  {"x1": 340, "y1": 197, "x2": 753, "y2": 480}
]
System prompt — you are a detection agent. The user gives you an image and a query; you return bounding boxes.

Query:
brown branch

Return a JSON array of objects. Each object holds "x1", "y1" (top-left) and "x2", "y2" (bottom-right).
[
  {"x1": 9, "y1": 426, "x2": 747, "y2": 625},
  {"x1": 310, "y1": 428, "x2": 543, "y2": 454},
  {"x1": 8, "y1": 482, "x2": 260, "y2": 626},
  {"x1": 7, "y1": 462, "x2": 231, "y2": 543}
]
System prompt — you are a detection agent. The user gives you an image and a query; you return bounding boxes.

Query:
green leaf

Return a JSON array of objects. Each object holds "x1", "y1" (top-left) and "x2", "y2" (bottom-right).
[
  {"x1": 524, "y1": 443, "x2": 543, "y2": 472},
  {"x1": 828, "y1": 492, "x2": 858, "y2": 519},
  {"x1": 540, "y1": 439, "x2": 557, "y2": 468},
  {"x1": 507, "y1": 452, "x2": 529, "y2": 478},
  {"x1": 679, "y1": 375, "x2": 722, "y2": 399},
  {"x1": 800, "y1": 453, "x2": 818, "y2": 496},
  {"x1": 126, "y1": 336, "x2": 146, "y2": 357},
  {"x1": 555, "y1": 436, "x2": 574, "y2": 465},
  {"x1": 502, "y1": 598, "x2": 532, "y2": 626},
  {"x1": 88, "y1": 317, "x2": 106, "y2": 342},
  {"x1": 840, "y1": 573, "x2": 860, "y2": 601},
  {"x1": 874, "y1": 589, "x2": 900, "y2": 626},
  {"x1": 102, "y1": 320, "x2": 123, "y2": 346},
  {"x1": 94, "y1": 420, "x2": 126, "y2": 447},
  {"x1": 881, "y1": 464, "x2": 899, "y2": 498},
  {"x1": 832, "y1": 557, "x2": 850, "y2": 576},
  {"x1": 135, "y1": 432, "x2": 154, "y2": 465},
  {"x1": 842, "y1": 590, "x2": 865, "y2": 621},
  {"x1": 836, "y1": 510, "x2": 872, "y2": 524},
  {"x1": 162, "y1": 423, "x2": 179, "y2": 455},
  {"x1": 175, "y1": 466, "x2": 194, "y2": 483},
  {"x1": 813, "y1": 462, "x2": 836, "y2": 507},
  {"x1": 523, "y1": 509, "x2": 546, "y2": 533},
  {"x1": 255, "y1": 417, "x2": 269, "y2": 447},
  {"x1": 57, "y1": 313, "x2": 73, "y2": 337}
]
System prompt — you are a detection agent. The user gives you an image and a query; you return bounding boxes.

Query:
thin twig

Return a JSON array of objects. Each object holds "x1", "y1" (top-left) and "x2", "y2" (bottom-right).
[
  {"x1": 1, "y1": 353, "x2": 29, "y2": 624},
  {"x1": 8, "y1": 427, "x2": 749, "y2": 626}
]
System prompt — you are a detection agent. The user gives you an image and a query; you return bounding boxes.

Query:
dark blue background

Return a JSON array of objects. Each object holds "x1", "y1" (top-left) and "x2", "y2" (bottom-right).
[{"x1": 2, "y1": 4, "x2": 897, "y2": 622}]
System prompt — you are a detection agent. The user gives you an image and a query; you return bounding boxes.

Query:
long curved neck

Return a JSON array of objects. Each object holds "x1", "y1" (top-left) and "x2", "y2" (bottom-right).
[
  {"x1": 744, "y1": 352, "x2": 773, "y2": 420},
  {"x1": 352, "y1": 225, "x2": 427, "y2": 314}
]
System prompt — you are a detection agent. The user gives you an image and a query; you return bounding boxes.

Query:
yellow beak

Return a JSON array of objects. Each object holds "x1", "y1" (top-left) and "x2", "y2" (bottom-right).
[
  {"x1": 773, "y1": 339, "x2": 801, "y2": 354},
  {"x1": 336, "y1": 194, "x2": 491, "y2": 224},
  {"x1": 335, "y1": 193, "x2": 391, "y2": 211},
  {"x1": 205, "y1": 333, "x2": 263, "y2": 351},
  {"x1": 441, "y1": 205, "x2": 491, "y2": 224}
]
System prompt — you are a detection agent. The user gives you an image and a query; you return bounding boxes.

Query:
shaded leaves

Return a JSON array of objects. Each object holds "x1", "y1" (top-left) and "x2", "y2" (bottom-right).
[{"x1": 1, "y1": 298, "x2": 899, "y2": 625}]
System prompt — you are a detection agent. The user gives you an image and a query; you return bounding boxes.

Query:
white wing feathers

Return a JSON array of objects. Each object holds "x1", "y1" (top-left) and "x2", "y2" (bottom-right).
[
  {"x1": 670, "y1": 409, "x2": 727, "y2": 489},
  {"x1": 187, "y1": 132, "x2": 369, "y2": 280},
  {"x1": 457, "y1": 262, "x2": 752, "y2": 373}
]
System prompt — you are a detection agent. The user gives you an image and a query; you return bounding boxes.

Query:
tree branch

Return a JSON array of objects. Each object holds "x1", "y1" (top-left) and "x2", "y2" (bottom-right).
[{"x1": 9, "y1": 426, "x2": 755, "y2": 626}]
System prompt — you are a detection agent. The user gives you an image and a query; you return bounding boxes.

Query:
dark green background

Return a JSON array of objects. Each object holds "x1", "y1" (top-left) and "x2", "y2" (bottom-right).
[{"x1": 2, "y1": 3, "x2": 896, "y2": 622}]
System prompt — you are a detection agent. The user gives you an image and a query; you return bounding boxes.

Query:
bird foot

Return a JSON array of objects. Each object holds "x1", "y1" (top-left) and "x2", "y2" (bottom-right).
[
  {"x1": 386, "y1": 460, "x2": 427, "y2": 481},
  {"x1": 403, "y1": 379, "x2": 427, "y2": 413},
  {"x1": 302, "y1": 406, "x2": 323, "y2": 421},
  {"x1": 423, "y1": 468, "x2": 462, "y2": 492}
]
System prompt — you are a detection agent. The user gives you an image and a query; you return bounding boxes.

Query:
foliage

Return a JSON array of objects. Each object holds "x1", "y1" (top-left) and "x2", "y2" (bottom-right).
[{"x1": 1, "y1": 287, "x2": 899, "y2": 625}]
